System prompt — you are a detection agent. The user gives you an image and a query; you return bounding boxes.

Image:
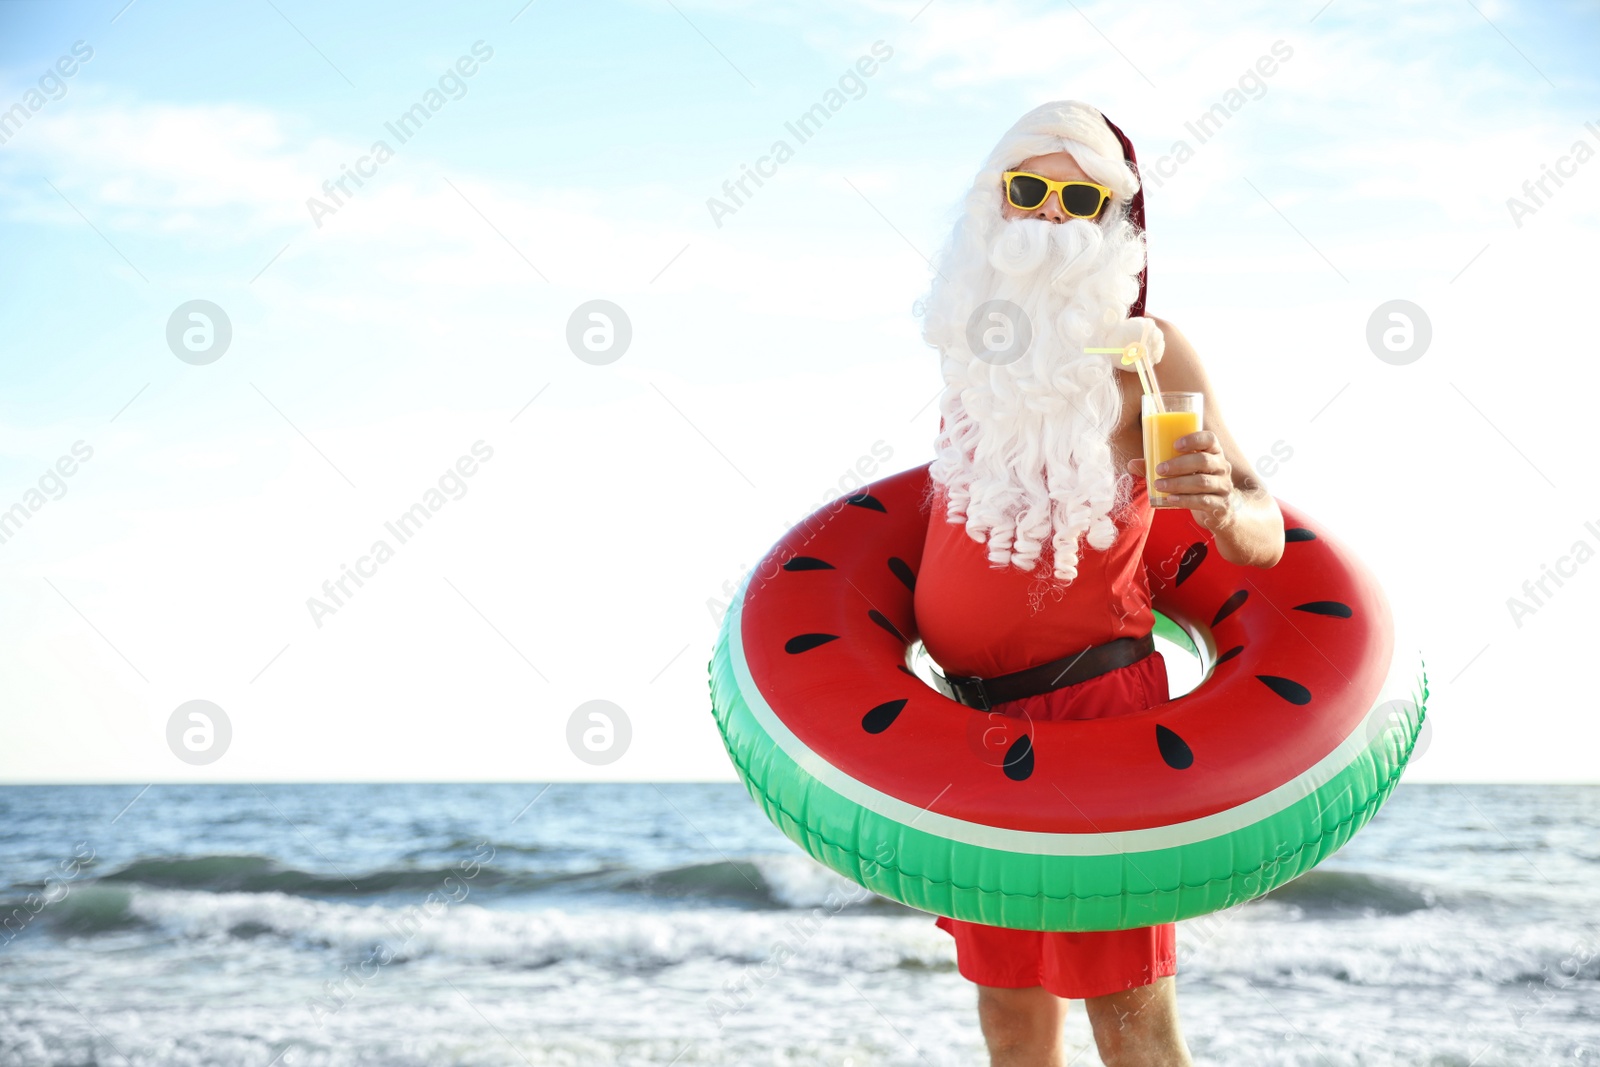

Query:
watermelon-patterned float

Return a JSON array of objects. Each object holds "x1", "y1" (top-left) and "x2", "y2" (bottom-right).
[{"x1": 707, "y1": 463, "x2": 1428, "y2": 931}]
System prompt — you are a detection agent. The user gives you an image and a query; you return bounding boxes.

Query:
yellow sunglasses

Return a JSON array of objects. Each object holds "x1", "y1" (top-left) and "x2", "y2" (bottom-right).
[{"x1": 1002, "y1": 171, "x2": 1113, "y2": 219}]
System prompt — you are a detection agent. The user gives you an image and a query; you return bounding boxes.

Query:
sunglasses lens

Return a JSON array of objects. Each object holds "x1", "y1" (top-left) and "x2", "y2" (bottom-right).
[
  {"x1": 1007, "y1": 174, "x2": 1048, "y2": 209},
  {"x1": 1061, "y1": 184, "x2": 1104, "y2": 217}
]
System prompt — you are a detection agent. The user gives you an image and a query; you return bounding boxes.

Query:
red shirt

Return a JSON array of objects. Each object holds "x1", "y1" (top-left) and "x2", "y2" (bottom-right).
[{"x1": 913, "y1": 475, "x2": 1156, "y2": 679}]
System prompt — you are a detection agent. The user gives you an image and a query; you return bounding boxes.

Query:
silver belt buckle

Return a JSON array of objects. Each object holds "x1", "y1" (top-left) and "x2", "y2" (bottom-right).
[
  {"x1": 934, "y1": 669, "x2": 991, "y2": 711},
  {"x1": 956, "y1": 674, "x2": 991, "y2": 711}
]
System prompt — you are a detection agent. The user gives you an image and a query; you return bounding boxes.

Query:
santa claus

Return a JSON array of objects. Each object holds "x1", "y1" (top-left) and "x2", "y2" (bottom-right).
[{"x1": 912, "y1": 100, "x2": 1284, "y2": 1066}]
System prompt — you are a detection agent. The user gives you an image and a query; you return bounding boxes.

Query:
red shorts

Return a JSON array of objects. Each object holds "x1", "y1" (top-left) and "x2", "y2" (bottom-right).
[{"x1": 934, "y1": 650, "x2": 1178, "y2": 999}]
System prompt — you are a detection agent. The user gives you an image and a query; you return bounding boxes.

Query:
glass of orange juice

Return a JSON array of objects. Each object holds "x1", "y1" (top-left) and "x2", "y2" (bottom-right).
[{"x1": 1141, "y1": 392, "x2": 1203, "y2": 508}]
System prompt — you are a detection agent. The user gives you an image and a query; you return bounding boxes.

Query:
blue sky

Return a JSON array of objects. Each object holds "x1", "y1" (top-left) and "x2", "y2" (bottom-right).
[{"x1": 1, "y1": 0, "x2": 1597, "y2": 782}]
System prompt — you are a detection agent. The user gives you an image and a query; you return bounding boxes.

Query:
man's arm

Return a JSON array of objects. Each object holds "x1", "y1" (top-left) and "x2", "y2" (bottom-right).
[{"x1": 1135, "y1": 316, "x2": 1284, "y2": 568}]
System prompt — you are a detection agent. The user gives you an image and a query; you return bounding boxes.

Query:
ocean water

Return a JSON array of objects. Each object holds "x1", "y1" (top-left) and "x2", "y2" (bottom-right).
[{"x1": 0, "y1": 783, "x2": 1594, "y2": 1066}]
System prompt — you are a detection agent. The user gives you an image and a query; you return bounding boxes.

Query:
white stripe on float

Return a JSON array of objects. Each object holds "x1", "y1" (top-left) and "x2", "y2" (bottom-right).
[{"x1": 725, "y1": 566, "x2": 1421, "y2": 858}]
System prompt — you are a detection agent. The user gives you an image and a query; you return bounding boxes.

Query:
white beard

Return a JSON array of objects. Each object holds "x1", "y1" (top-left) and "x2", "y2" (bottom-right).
[{"x1": 922, "y1": 212, "x2": 1163, "y2": 583}]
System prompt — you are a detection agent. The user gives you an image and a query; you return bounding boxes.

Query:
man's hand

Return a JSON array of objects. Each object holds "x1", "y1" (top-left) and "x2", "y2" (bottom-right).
[{"x1": 1126, "y1": 430, "x2": 1239, "y2": 533}]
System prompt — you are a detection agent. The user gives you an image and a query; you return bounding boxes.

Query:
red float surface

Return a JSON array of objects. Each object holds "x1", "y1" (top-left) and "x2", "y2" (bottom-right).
[{"x1": 737, "y1": 464, "x2": 1393, "y2": 835}]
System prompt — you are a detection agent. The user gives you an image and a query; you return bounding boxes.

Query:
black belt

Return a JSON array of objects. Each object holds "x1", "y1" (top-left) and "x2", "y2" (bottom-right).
[{"x1": 931, "y1": 632, "x2": 1155, "y2": 711}]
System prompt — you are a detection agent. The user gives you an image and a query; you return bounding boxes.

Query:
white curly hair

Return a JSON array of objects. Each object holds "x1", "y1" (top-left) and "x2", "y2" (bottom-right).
[{"x1": 917, "y1": 100, "x2": 1166, "y2": 582}]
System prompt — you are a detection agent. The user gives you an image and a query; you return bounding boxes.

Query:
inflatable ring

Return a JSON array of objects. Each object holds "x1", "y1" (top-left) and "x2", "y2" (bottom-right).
[{"x1": 707, "y1": 463, "x2": 1428, "y2": 931}]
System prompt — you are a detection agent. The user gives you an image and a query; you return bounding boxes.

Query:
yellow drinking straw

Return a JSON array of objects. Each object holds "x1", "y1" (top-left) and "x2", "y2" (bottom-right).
[{"x1": 1087, "y1": 326, "x2": 1164, "y2": 412}]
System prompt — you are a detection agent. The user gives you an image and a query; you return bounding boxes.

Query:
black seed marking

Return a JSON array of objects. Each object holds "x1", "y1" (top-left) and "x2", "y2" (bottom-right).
[
  {"x1": 847, "y1": 493, "x2": 886, "y2": 513},
  {"x1": 1294, "y1": 600, "x2": 1352, "y2": 618},
  {"x1": 1175, "y1": 542, "x2": 1208, "y2": 586},
  {"x1": 782, "y1": 556, "x2": 835, "y2": 571},
  {"x1": 1285, "y1": 527, "x2": 1316, "y2": 542},
  {"x1": 1003, "y1": 735, "x2": 1035, "y2": 781},
  {"x1": 869, "y1": 610, "x2": 908, "y2": 644},
  {"x1": 785, "y1": 633, "x2": 839, "y2": 654},
  {"x1": 862, "y1": 698, "x2": 908, "y2": 734},
  {"x1": 1257, "y1": 674, "x2": 1312, "y2": 705},
  {"x1": 1215, "y1": 645, "x2": 1244, "y2": 666},
  {"x1": 888, "y1": 557, "x2": 917, "y2": 591},
  {"x1": 1156, "y1": 725, "x2": 1194, "y2": 770},
  {"x1": 1211, "y1": 590, "x2": 1248, "y2": 627}
]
